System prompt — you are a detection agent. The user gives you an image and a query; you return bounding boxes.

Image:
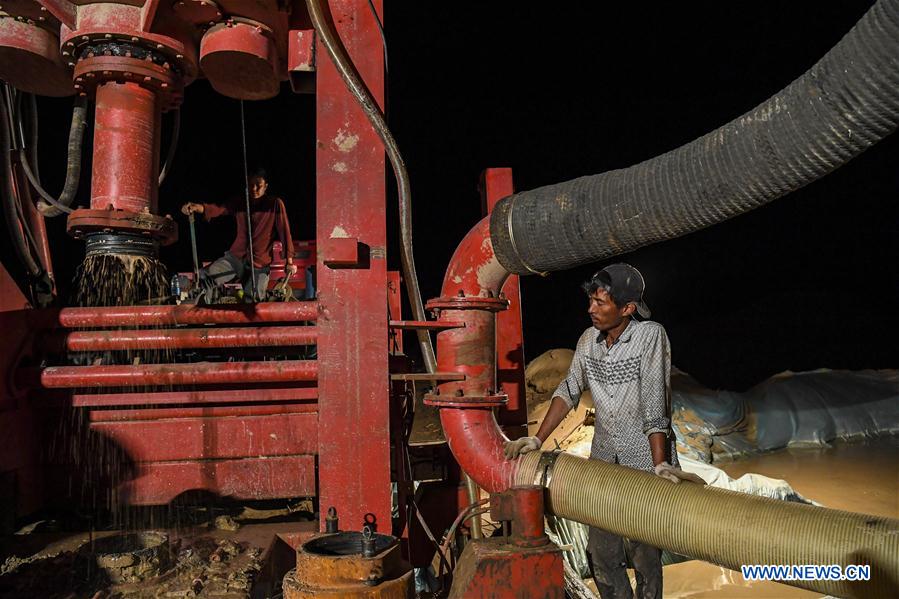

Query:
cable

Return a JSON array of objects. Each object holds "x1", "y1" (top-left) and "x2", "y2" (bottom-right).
[
  {"x1": 365, "y1": 0, "x2": 388, "y2": 73},
  {"x1": 305, "y1": 0, "x2": 437, "y2": 374},
  {"x1": 0, "y1": 86, "x2": 41, "y2": 277},
  {"x1": 239, "y1": 100, "x2": 257, "y2": 300},
  {"x1": 158, "y1": 109, "x2": 180, "y2": 185},
  {"x1": 27, "y1": 94, "x2": 39, "y2": 182}
]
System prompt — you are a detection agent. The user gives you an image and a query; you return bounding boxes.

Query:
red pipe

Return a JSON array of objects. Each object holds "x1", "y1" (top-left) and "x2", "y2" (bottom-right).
[
  {"x1": 72, "y1": 387, "x2": 318, "y2": 407},
  {"x1": 36, "y1": 360, "x2": 317, "y2": 388},
  {"x1": 51, "y1": 325, "x2": 318, "y2": 352},
  {"x1": 56, "y1": 302, "x2": 320, "y2": 328},
  {"x1": 91, "y1": 82, "x2": 161, "y2": 213},
  {"x1": 433, "y1": 216, "x2": 516, "y2": 493},
  {"x1": 89, "y1": 403, "x2": 317, "y2": 422}
]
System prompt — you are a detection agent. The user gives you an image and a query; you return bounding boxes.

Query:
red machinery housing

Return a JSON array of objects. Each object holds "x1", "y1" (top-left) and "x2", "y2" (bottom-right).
[{"x1": 0, "y1": 1, "x2": 540, "y2": 595}]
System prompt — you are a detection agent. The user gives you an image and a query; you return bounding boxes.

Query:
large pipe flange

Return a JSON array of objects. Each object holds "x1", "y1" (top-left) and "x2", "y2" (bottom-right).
[
  {"x1": 71, "y1": 46, "x2": 184, "y2": 110},
  {"x1": 426, "y1": 295, "x2": 509, "y2": 314},
  {"x1": 67, "y1": 208, "x2": 177, "y2": 246},
  {"x1": 424, "y1": 393, "x2": 508, "y2": 409}
]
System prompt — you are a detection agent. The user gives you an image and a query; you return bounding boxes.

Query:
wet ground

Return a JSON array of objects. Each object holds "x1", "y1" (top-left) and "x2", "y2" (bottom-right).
[{"x1": 0, "y1": 520, "x2": 313, "y2": 599}]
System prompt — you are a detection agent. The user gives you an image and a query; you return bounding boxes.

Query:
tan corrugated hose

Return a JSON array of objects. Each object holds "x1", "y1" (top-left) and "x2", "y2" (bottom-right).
[{"x1": 517, "y1": 452, "x2": 899, "y2": 598}]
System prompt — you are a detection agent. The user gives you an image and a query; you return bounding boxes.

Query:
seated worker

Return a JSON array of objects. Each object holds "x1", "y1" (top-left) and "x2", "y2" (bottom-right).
[{"x1": 181, "y1": 167, "x2": 297, "y2": 302}]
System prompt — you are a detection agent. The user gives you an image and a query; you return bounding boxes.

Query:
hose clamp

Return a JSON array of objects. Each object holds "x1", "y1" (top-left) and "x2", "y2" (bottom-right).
[
  {"x1": 533, "y1": 449, "x2": 562, "y2": 489},
  {"x1": 506, "y1": 195, "x2": 549, "y2": 277}
]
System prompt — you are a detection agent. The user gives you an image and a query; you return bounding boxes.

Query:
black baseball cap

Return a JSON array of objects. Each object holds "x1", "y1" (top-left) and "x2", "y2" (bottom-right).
[{"x1": 582, "y1": 263, "x2": 651, "y2": 319}]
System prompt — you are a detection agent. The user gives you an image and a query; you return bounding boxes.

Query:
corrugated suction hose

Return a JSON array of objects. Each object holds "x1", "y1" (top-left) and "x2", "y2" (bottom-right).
[
  {"x1": 516, "y1": 452, "x2": 899, "y2": 598},
  {"x1": 490, "y1": 0, "x2": 899, "y2": 275}
]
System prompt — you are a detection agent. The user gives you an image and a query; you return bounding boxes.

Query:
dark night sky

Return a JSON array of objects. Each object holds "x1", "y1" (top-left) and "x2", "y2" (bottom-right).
[{"x1": 30, "y1": 1, "x2": 898, "y2": 391}]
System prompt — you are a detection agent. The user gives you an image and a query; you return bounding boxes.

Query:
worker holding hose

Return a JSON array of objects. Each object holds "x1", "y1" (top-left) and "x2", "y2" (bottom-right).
[
  {"x1": 504, "y1": 263, "x2": 703, "y2": 599},
  {"x1": 181, "y1": 167, "x2": 297, "y2": 302}
]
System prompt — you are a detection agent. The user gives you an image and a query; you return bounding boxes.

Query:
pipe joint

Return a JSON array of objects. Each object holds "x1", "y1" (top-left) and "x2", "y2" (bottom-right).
[
  {"x1": 426, "y1": 295, "x2": 508, "y2": 313},
  {"x1": 424, "y1": 393, "x2": 507, "y2": 409}
]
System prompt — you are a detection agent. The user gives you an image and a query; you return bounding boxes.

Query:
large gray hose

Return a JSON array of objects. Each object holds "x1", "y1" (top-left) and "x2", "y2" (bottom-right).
[
  {"x1": 491, "y1": 0, "x2": 899, "y2": 275},
  {"x1": 516, "y1": 452, "x2": 898, "y2": 598}
]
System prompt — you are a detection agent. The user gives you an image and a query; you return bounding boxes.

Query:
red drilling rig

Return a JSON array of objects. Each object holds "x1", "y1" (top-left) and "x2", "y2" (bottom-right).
[{"x1": 1, "y1": 1, "x2": 898, "y2": 597}]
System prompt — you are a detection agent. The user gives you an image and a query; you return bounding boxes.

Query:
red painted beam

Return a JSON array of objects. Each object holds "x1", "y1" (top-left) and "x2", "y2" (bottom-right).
[
  {"x1": 121, "y1": 455, "x2": 317, "y2": 505},
  {"x1": 71, "y1": 387, "x2": 318, "y2": 407},
  {"x1": 50, "y1": 325, "x2": 318, "y2": 352},
  {"x1": 90, "y1": 412, "x2": 319, "y2": 461},
  {"x1": 36, "y1": 360, "x2": 317, "y2": 388},
  {"x1": 315, "y1": 0, "x2": 391, "y2": 530},
  {"x1": 56, "y1": 302, "x2": 320, "y2": 328}
]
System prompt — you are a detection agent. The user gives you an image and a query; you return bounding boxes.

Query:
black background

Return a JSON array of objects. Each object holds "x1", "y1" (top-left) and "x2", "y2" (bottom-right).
[{"x1": 28, "y1": 1, "x2": 897, "y2": 391}]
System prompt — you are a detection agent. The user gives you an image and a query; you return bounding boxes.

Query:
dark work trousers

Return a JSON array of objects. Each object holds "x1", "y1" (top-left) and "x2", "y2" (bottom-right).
[
  {"x1": 586, "y1": 526, "x2": 663, "y2": 599},
  {"x1": 203, "y1": 252, "x2": 270, "y2": 301}
]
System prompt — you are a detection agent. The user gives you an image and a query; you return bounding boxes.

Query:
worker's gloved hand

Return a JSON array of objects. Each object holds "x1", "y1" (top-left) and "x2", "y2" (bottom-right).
[
  {"x1": 503, "y1": 436, "x2": 542, "y2": 460},
  {"x1": 285, "y1": 263, "x2": 298, "y2": 277},
  {"x1": 654, "y1": 461, "x2": 706, "y2": 485},
  {"x1": 181, "y1": 202, "x2": 204, "y2": 216}
]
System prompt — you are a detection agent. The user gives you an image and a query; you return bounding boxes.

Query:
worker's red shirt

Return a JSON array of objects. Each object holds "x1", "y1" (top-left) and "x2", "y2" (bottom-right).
[{"x1": 202, "y1": 195, "x2": 294, "y2": 268}]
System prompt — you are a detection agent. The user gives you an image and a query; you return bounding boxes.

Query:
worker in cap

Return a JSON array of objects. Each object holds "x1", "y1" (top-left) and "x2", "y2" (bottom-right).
[{"x1": 504, "y1": 263, "x2": 703, "y2": 599}]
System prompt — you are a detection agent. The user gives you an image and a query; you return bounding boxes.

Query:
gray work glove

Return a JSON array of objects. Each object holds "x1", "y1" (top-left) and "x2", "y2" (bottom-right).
[
  {"x1": 654, "y1": 461, "x2": 707, "y2": 485},
  {"x1": 503, "y1": 436, "x2": 542, "y2": 460}
]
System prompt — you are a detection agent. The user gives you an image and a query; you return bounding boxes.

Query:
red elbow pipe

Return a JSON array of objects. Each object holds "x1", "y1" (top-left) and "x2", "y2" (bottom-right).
[{"x1": 428, "y1": 216, "x2": 518, "y2": 492}]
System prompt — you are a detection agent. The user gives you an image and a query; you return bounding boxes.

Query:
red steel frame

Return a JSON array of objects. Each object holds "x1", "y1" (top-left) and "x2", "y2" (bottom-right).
[{"x1": 315, "y1": 0, "x2": 392, "y2": 531}]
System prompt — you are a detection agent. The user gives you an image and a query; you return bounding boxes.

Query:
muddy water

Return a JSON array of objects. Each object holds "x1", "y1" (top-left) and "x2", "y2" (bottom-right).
[{"x1": 661, "y1": 436, "x2": 899, "y2": 598}]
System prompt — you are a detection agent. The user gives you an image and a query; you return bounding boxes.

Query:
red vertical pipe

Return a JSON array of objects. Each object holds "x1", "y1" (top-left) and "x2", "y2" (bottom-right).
[
  {"x1": 91, "y1": 82, "x2": 161, "y2": 214},
  {"x1": 315, "y1": 0, "x2": 391, "y2": 530},
  {"x1": 432, "y1": 217, "x2": 520, "y2": 492}
]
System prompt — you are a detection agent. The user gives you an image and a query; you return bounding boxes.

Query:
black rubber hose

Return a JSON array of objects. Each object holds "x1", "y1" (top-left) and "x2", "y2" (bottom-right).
[
  {"x1": 20, "y1": 97, "x2": 88, "y2": 217},
  {"x1": 0, "y1": 90, "x2": 41, "y2": 277},
  {"x1": 490, "y1": 0, "x2": 899, "y2": 275},
  {"x1": 158, "y1": 109, "x2": 180, "y2": 185}
]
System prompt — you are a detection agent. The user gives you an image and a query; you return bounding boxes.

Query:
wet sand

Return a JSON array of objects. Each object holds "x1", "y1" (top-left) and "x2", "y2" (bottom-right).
[{"x1": 661, "y1": 436, "x2": 899, "y2": 598}]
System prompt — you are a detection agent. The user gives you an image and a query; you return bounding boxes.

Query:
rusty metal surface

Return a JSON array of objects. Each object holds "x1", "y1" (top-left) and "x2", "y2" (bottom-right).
[
  {"x1": 90, "y1": 81, "x2": 161, "y2": 214},
  {"x1": 284, "y1": 532, "x2": 413, "y2": 598},
  {"x1": 449, "y1": 538, "x2": 564, "y2": 599},
  {"x1": 0, "y1": 16, "x2": 73, "y2": 96},
  {"x1": 67, "y1": 207, "x2": 178, "y2": 244},
  {"x1": 35, "y1": 359, "x2": 318, "y2": 388},
  {"x1": 316, "y1": 0, "x2": 392, "y2": 532},
  {"x1": 122, "y1": 454, "x2": 317, "y2": 504},
  {"x1": 89, "y1": 410, "x2": 318, "y2": 461},
  {"x1": 200, "y1": 20, "x2": 280, "y2": 100},
  {"x1": 56, "y1": 301, "x2": 320, "y2": 327},
  {"x1": 490, "y1": 486, "x2": 549, "y2": 548}
]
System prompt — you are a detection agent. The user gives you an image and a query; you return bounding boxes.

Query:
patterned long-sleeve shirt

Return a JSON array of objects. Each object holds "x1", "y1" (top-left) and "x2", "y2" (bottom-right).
[
  {"x1": 552, "y1": 319, "x2": 678, "y2": 472},
  {"x1": 202, "y1": 195, "x2": 293, "y2": 268}
]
